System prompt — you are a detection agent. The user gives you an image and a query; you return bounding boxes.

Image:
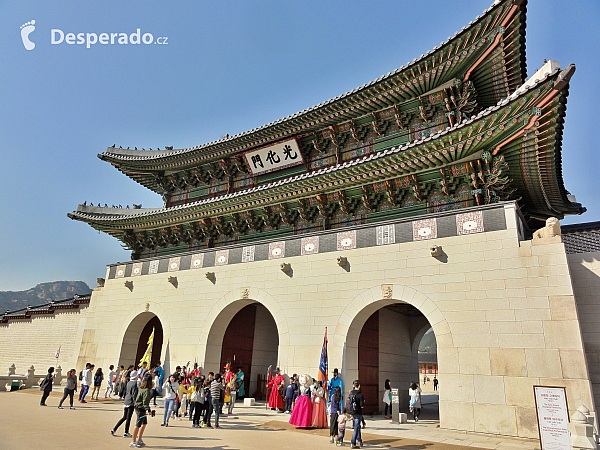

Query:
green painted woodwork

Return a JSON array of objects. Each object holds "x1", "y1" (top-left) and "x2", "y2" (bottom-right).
[{"x1": 69, "y1": 68, "x2": 584, "y2": 260}]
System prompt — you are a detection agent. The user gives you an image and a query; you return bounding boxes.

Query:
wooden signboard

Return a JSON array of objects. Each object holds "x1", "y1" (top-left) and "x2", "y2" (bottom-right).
[{"x1": 244, "y1": 138, "x2": 304, "y2": 175}]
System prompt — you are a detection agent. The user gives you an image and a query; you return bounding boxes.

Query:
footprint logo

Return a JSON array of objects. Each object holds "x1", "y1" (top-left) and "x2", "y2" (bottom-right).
[{"x1": 20, "y1": 20, "x2": 36, "y2": 50}]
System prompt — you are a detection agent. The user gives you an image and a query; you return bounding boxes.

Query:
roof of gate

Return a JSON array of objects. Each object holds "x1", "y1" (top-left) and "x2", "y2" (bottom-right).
[{"x1": 97, "y1": 0, "x2": 528, "y2": 189}]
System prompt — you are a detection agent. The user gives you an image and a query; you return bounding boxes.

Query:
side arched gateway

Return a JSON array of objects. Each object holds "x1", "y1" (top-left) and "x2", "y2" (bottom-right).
[
  {"x1": 334, "y1": 285, "x2": 450, "y2": 420},
  {"x1": 118, "y1": 311, "x2": 164, "y2": 369}
]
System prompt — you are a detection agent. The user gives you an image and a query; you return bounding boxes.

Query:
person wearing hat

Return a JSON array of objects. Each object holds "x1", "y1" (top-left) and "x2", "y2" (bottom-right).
[
  {"x1": 267, "y1": 367, "x2": 285, "y2": 412},
  {"x1": 190, "y1": 363, "x2": 200, "y2": 380},
  {"x1": 110, "y1": 370, "x2": 139, "y2": 438},
  {"x1": 328, "y1": 368, "x2": 343, "y2": 402},
  {"x1": 223, "y1": 363, "x2": 234, "y2": 383}
]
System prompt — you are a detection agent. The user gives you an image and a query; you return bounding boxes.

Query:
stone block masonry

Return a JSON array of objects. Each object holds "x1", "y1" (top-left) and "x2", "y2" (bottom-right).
[
  {"x1": 2, "y1": 202, "x2": 598, "y2": 440},
  {"x1": 0, "y1": 306, "x2": 89, "y2": 373}
]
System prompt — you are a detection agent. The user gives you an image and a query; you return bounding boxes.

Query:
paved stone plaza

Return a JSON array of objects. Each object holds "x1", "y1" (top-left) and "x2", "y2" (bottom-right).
[{"x1": 0, "y1": 388, "x2": 540, "y2": 450}]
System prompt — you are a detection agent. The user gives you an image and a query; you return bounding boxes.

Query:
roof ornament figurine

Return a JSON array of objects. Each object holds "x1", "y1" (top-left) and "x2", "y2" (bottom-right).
[{"x1": 533, "y1": 217, "x2": 562, "y2": 241}]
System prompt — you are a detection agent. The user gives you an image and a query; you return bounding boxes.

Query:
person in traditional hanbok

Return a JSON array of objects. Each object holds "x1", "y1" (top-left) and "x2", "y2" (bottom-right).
[
  {"x1": 236, "y1": 367, "x2": 245, "y2": 400},
  {"x1": 311, "y1": 380, "x2": 328, "y2": 428},
  {"x1": 267, "y1": 367, "x2": 285, "y2": 411},
  {"x1": 223, "y1": 363, "x2": 234, "y2": 383},
  {"x1": 289, "y1": 374, "x2": 313, "y2": 427}
]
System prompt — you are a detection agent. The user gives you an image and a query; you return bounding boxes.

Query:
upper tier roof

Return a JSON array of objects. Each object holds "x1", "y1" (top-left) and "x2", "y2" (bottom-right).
[
  {"x1": 68, "y1": 63, "x2": 584, "y2": 233},
  {"x1": 99, "y1": 0, "x2": 527, "y2": 193}
]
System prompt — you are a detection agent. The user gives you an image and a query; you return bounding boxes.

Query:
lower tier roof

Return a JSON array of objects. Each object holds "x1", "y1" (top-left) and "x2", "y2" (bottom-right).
[{"x1": 69, "y1": 63, "x2": 584, "y2": 246}]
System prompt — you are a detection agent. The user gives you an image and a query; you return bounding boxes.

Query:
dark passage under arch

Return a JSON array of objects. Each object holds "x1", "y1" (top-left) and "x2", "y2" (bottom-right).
[{"x1": 135, "y1": 315, "x2": 163, "y2": 369}]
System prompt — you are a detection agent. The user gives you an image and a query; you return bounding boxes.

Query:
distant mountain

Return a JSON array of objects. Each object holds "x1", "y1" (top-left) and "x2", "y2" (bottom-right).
[
  {"x1": 0, "y1": 281, "x2": 92, "y2": 313},
  {"x1": 418, "y1": 328, "x2": 437, "y2": 354}
]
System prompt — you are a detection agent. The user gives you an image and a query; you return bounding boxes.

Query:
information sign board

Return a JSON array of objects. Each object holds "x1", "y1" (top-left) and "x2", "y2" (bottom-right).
[{"x1": 534, "y1": 386, "x2": 570, "y2": 450}]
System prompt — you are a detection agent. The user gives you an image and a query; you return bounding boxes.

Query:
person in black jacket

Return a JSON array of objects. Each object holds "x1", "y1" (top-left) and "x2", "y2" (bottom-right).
[
  {"x1": 349, "y1": 380, "x2": 365, "y2": 449},
  {"x1": 40, "y1": 367, "x2": 55, "y2": 406},
  {"x1": 110, "y1": 370, "x2": 139, "y2": 438}
]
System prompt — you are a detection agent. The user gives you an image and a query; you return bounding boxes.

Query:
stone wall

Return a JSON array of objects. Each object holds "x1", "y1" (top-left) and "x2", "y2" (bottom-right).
[
  {"x1": 0, "y1": 306, "x2": 89, "y2": 375},
  {"x1": 2, "y1": 202, "x2": 596, "y2": 439},
  {"x1": 568, "y1": 251, "x2": 600, "y2": 410}
]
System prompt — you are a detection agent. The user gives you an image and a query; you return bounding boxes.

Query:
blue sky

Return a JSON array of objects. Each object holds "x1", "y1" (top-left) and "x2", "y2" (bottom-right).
[{"x1": 1, "y1": 1, "x2": 598, "y2": 291}]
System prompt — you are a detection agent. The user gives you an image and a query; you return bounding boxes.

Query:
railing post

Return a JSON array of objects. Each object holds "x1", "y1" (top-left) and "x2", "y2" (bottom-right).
[
  {"x1": 53, "y1": 365, "x2": 63, "y2": 386},
  {"x1": 569, "y1": 409, "x2": 597, "y2": 450},
  {"x1": 578, "y1": 405, "x2": 599, "y2": 445},
  {"x1": 25, "y1": 365, "x2": 36, "y2": 388}
]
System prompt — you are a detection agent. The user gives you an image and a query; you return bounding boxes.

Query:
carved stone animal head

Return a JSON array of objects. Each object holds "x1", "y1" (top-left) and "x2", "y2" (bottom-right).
[
  {"x1": 533, "y1": 217, "x2": 561, "y2": 240},
  {"x1": 546, "y1": 217, "x2": 561, "y2": 236}
]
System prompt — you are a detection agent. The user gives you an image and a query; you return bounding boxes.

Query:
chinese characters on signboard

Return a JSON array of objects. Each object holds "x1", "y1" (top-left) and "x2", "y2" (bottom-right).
[
  {"x1": 244, "y1": 138, "x2": 304, "y2": 176},
  {"x1": 534, "y1": 386, "x2": 570, "y2": 450}
]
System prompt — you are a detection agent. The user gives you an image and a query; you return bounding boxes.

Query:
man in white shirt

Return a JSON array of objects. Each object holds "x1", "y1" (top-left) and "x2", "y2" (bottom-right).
[
  {"x1": 78, "y1": 363, "x2": 90, "y2": 402},
  {"x1": 80, "y1": 363, "x2": 94, "y2": 403}
]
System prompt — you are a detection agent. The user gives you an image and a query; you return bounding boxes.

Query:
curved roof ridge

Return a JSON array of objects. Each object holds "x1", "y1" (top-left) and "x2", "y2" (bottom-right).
[
  {"x1": 70, "y1": 63, "x2": 557, "y2": 224},
  {"x1": 100, "y1": 0, "x2": 520, "y2": 163}
]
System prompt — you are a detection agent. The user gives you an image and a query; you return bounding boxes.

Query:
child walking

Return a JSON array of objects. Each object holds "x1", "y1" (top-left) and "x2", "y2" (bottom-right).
[{"x1": 337, "y1": 407, "x2": 350, "y2": 446}]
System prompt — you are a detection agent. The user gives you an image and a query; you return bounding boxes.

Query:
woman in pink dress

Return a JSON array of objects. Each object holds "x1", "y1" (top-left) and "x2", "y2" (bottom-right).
[
  {"x1": 311, "y1": 380, "x2": 327, "y2": 428},
  {"x1": 289, "y1": 375, "x2": 312, "y2": 427}
]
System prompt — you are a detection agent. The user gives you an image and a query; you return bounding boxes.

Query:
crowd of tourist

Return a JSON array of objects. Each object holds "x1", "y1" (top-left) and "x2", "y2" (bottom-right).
[{"x1": 39, "y1": 361, "x2": 429, "y2": 448}]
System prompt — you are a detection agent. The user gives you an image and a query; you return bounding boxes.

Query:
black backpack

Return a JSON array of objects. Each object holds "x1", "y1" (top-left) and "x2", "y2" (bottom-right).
[
  {"x1": 78, "y1": 370, "x2": 83, "y2": 381},
  {"x1": 346, "y1": 391, "x2": 358, "y2": 414}
]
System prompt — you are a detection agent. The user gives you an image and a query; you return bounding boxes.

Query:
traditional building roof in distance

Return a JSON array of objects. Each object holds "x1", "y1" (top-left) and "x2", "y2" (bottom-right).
[
  {"x1": 562, "y1": 222, "x2": 600, "y2": 254},
  {"x1": 418, "y1": 352, "x2": 438, "y2": 364},
  {"x1": 98, "y1": 0, "x2": 528, "y2": 193},
  {"x1": 0, "y1": 294, "x2": 91, "y2": 324}
]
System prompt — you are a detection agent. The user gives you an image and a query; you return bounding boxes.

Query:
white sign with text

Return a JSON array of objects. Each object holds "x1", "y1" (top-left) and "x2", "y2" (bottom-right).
[
  {"x1": 534, "y1": 386, "x2": 570, "y2": 450},
  {"x1": 244, "y1": 139, "x2": 303, "y2": 176}
]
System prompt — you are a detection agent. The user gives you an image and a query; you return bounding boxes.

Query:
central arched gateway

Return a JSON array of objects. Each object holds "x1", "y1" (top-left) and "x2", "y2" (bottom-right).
[
  {"x1": 356, "y1": 304, "x2": 433, "y2": 415},
  {"x1": 204, "y1": 299, "x2": 279, "y2": 398}
]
